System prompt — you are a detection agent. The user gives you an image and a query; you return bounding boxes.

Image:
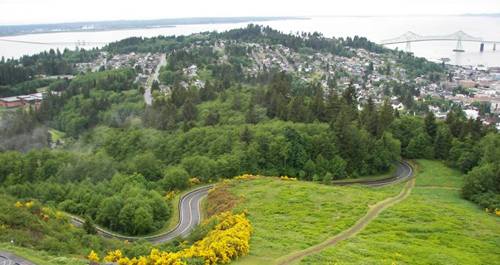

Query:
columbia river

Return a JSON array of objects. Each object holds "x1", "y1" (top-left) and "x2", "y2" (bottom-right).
[{"x1": 1, "y1": 16, "x2": 499, "y2": 66}]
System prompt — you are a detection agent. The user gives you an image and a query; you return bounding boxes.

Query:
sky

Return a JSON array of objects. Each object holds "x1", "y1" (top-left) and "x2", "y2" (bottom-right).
[{"x1": 1, "y1": 0, "x2": 500, "y2": 25}]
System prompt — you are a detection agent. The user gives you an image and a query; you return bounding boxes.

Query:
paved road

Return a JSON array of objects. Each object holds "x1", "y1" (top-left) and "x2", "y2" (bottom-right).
[
  {"x1": 71, "y1": 185, "x2": 212, "y2": 243},
  {"x1": 332, "y1": 160, "x2": 413, "y2": 187},
  {"x1": 72, "y1": 162, "x2": 412, "y2": 243},
  {"x1": 144, "y1": 53, "x2": 166, "y2": 106},
  {"x1": 4, "y1": 162, "x2": 412, "y2": 265},
  {"x1": 0, "y1": 251, "x2": 36, "y2": 265}
]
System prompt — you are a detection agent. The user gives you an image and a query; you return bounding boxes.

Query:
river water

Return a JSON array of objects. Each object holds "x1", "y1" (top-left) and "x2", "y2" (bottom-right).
[{"x1": 1, "y1": 16, "x2": 499, "y2": 66}]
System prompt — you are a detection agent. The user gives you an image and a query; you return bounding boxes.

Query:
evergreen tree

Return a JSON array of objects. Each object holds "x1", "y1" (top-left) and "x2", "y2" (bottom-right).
[
  {"x1": 325, "y1": 88, "x2": 340, "y2": 122},
  {"x1": 378, "y1": 98, "x2": 394, "y2": 135},
  {"x1": 310, "y1": 86, "x2": 326, "y2": 122},
  {"x1": 342, "y1": 81, "x2": 357, "y2": 107},
  {"x1": 199, "y1": 81, "x2": 216, "y2": 101},
  {"x1": 205, "y1": 110, "x2": 220, "y2": 126},
  {"x1": 303, "y1": 159, "x2": 316, "y2": 181},
  {"x1": 182, "y1": 98, "x2": 198, "y2": 122},
  {"x1": 359, "y1": 97, "x2": 378, "y2": 136},
  {"x1": 240, "y1": 126, "x2": 253, "y2": 145},
  {"x1": 287, "y1": 96, "x2": 310, "y2": 122},
  {"x1": 434, "y1": 126, "x2": 452, "y2": 159},
  {"x1": 245, "y1": 103, "x2": 259, "y2": 124},
  {"x1": 406, "y1": 132, "x2": 434, "y2": 159},
  {"x1": 424, "y1": 111, "x2": 437, "y2": 139}
]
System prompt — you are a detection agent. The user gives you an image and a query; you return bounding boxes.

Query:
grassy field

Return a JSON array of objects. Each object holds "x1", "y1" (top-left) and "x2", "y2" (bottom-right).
[
  {"x1": 0, "y1": 243, "x2": 87, "y2": 265},
  {"x1": 299, "y1": 160, "x2": 500, "y2": 265},
  {"x1": 224, "y1": 177, "x2": 405, "y2": 264}
]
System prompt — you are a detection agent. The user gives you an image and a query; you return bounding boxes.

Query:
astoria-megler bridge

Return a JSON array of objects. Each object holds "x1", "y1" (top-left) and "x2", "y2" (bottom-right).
[{"x1": 380, "y1": 31, "x2": 498, "y2": 52}]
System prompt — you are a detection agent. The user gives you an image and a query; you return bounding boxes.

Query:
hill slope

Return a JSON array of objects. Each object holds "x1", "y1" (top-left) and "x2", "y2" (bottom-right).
[{"x1": 299, "y1": 160, "x2": 500, "y2": 265}]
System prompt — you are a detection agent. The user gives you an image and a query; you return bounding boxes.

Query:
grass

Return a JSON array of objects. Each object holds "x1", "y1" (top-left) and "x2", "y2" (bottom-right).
[
  {"x1": 224, "y1": 177, "x2": 405, "y2": 264},
  {"x1": 299, "y1": 160, "x2": 500, "y2": 265},
  {"x1": 0, "y1": 243, "x2": 87, "y2": 265}
]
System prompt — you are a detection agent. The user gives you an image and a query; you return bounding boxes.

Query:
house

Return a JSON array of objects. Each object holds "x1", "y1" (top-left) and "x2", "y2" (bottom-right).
[
  {"x1": 392, "y1": 102, "x2": 405, "y2": 111},
  {"x1": 464, "y1": 109, "x2": 479, "y2": 120},
  {"x1": 0, "y1": 96, "x2": 23, "y2": 108},
  {"x1": 0, "y1": 93, "x2": 43, "y2": 109}
]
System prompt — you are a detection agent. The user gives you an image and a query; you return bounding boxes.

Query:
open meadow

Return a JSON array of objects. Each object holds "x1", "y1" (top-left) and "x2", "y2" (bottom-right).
[{"x1": 299, "y1": 160, "x2": 500, "y2": 265}]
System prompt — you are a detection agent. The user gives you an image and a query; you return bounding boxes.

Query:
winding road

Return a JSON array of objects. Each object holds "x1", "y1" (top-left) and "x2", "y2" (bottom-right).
[
  {"x1": 3, "y1": 161, "x2": 413, "y2": 265},
  {"x1": 333, "y1": 160, "x2": 413, "y2": 187},
  {"x1": 71, "y1": 185, "x2": 213, "y2": 243},
  {"x1": 71, "y1": 161, "x2": 412, "y2": 244}
]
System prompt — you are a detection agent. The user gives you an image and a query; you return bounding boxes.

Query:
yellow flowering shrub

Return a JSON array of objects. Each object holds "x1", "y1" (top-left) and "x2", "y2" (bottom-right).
[
  {"x1": 234, "y1": 174, "x2": 261, "y2": 181},
  {"x1": 165, "y1": 191, "x2": 177, "y2": 201},
  {"x1": 15, "y1": 200, "x2": 37, "y2": 208},
  {"x1": 496, "y1": 208, "x2": 500, "y2": 217},
  {"x1": 189, "y1": 177, "x2": 201, "y2": 185},
  {"x1": 280, "y1": 176, "x2": 297, "y2": 181},
  {"x1": 104, "y1": 249, "x2": 123, "y2": 262},
  {"x1": 25, "y1": 201, "x2": 34, "y2": 208},
  {"x1": 87, "y1": 250, "x2": 100, "y2": 263},
  {"x1": 91, "y1": 212, "x2": 252, "y2": 265},
  {"x1": 55, "y1": 211, "x2": 66, "y2": 220}
]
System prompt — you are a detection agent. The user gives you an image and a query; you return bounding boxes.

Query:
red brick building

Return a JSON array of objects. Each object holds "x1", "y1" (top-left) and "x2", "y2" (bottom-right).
[
  {"x1": 0, "y1": 93, "x2": 43, "y2": 108},
  {"x1": 0, "y1": 96, "x2": 23, "y2": 108}
]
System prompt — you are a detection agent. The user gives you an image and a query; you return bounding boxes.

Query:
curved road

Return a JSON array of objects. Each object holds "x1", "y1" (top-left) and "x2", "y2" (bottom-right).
[
  {"x1": 74, "y1": 162, "x2": 412, "y2": 243},
  {"x1": 333, "y1": 160, "x2": 413, "y2": 187},
  {"x1": 3, "y1": 162, "x2": 412, "y2": 264},
  {"x1": 71, "y1": 185, "x2": 213, "y2": 243}
]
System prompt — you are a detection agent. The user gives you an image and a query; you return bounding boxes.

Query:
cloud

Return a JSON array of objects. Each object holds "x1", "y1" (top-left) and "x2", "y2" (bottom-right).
[{"x1": 1, "y1": 0, "x2": 499, "y2": 24}]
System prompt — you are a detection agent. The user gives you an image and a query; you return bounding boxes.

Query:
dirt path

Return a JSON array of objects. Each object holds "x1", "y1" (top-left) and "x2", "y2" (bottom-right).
[{"x1": 274, "y1": 177, "x2": 415, "y2": 265}]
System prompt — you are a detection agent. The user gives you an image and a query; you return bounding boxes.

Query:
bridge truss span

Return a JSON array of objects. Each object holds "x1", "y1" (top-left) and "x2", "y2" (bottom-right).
[{"x1": 380, "y1": 31, "x2": 498, "y2": 52}]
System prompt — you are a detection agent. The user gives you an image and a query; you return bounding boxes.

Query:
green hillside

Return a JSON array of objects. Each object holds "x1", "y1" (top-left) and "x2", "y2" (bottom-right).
[{"x1": 299, "y1": 160, "x2": 500, "y2": 265}]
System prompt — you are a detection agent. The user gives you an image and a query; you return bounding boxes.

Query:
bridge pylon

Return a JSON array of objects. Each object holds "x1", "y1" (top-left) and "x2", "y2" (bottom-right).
[
  {"x1": 453, "y1": 38, "x2": 465, "y2": 53},
  {"x1": 405, "y1": 41, "x2": 411, "y2": 52}
]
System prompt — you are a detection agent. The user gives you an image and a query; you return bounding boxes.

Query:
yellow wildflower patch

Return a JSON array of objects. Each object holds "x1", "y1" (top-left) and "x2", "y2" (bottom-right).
[
  {"x1": 87, "y1": 250, "x2": 100, "y2": 263},
  {"x1": 280, "y1": 176, "x2": 297, "y2": 181},
  {"x1": 92, "y1": 211, "x2": 252, "y2": 265},
  {"x1": 233, "y1": 174, "x2": 259, "y2": 180}
]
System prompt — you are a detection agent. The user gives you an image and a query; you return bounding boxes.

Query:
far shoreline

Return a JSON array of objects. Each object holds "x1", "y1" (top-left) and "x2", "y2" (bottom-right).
[{"x1": 0, "y1": 17, "x2": 310, "y2": 38}]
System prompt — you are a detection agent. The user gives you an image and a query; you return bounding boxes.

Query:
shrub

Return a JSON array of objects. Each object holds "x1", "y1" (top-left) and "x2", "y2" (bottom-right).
[{"x1": 96, "y1": 211, "x2": 252, "y2": 265}]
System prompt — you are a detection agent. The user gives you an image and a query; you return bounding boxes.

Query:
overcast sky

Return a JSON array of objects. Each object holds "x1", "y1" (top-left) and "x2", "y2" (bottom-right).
[{"x1": 1, "y1": 0, "x2": 500, "y2": 25}]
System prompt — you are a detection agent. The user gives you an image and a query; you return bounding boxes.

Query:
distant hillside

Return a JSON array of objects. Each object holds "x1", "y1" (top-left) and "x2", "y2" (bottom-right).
[{"x1": 0, "y1": 16, "x2": 307, "y2": 37}]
